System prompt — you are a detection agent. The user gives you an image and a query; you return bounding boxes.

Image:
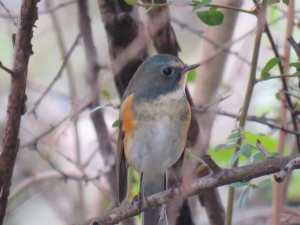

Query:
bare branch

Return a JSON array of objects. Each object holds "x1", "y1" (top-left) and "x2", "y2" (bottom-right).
[
  {"x1": 274, "y1": 157, "x2": 300, "y2": 183},
  {"x1": 192, "y1": 108, "x2": 300, "y2": 137},
  {"x1": 256, "y1": 140, "x2": 272, "y2": 159},
  {"x1": 287, "y1": 37, "x2": 300, "y2": 58},
  {"x1": 0, "y1": 61, "x2": 15, "y2": 77},
  {"x1": 203, "y1": 155, "x2": 222, "y2": 174},
  {"x1": 80, "y1": 154, "x2": 300, "y2": 225},
  {"x1": 29, "y1": 33, "x2": 81, "y2": 115},
  {"x1": 0, "y1": 1, "x2": 17, "y2": 26},
  {"x1": 0, "y1": 1, "x2": 39, "y2": 223},
  {"x1": 21, "y1": 98, "x2": 90, "y2": 150}
]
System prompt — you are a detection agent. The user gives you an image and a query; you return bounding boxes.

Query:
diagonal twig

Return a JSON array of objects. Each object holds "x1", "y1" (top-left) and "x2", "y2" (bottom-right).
[{"x1": 29, "y1": 33, "x2": 81, "y2": 115}]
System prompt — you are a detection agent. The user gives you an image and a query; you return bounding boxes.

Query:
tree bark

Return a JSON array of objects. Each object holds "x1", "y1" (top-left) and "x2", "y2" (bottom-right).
[{"x1": 0, "y1": 0, "x2": 39, "y2": 224}]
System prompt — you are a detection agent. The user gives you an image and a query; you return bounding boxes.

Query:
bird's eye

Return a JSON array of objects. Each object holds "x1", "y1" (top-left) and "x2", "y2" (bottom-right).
[{"x1": 162, "y1": 67, "x2": 173, "y2": 76}]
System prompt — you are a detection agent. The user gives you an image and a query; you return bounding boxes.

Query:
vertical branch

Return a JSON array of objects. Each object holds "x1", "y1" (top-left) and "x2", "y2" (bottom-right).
[
  {"x1": 226, "y1": 1, "x2": 268, "y2": 224},
  {"x1": 97, "y1": 0, "x2": 149, "y2": 96},
  {"x1": 0, "y1": 0, "x2": 39, "y2": 224},
  {"x1": 44, "y1": 0, "x2": 77, "y2": 98},
  {"x1": 271, "y1": 1, "x2": 295, "y2": 224},
  {"x1": 142, "y1": 0, "x2": 180, "y2": 55},
  {"x1": 78, "y1": 0, "x2": 117, "y2": 207},
  {"x1": 45, "y1": 0, "x2": 84, "y2": 220}
]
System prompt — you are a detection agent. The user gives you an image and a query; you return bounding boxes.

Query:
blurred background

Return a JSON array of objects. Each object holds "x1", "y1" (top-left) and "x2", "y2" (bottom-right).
[{"x1": 0, "y1": 0, "x2": 300, "y2": 224}]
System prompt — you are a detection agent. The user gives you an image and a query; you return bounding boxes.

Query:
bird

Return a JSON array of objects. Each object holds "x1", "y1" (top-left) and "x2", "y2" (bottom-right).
[{"x1": 117, "y1": 54, "x2": 200, "y2": 225}]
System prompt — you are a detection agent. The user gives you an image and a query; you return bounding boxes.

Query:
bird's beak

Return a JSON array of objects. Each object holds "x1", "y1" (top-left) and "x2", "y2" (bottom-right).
[{"x1": 183, "y1": 64, "x2": 200, "y2": 73}]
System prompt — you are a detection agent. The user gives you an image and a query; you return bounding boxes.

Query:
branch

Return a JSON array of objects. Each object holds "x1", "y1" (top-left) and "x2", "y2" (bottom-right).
[
  {"x1": 80, "y1": 154, "x2": 300, "y2": 225},
  {"x1": 256, "y1": 140, "x2": 272, "y2": 159},
  {"x1": 29, "y1": 33, "x2": 81, "y2": 115},
  {"x1": 171, "y1": 18, "x2": 256, "y2": 69},
  {"x1": 0, "y1": 61, "x2": 15, "y2": 77},
  {"x1": 21, "y1": 98, "x2": 90, "y2": 150},
  {"x1": 287, "y1": 37, "x2": 300, "y2": 58},
  {"x1": 274, "y1": 157, "x2": 300, "y2": 183},
  {"x1": 0, "y1": 1, "x2": 17, "y2": 26},
  {"x1": 203, "y1": 155, "x2": 222, "y2": 174},
  {"x1": 0, "y1": 0, "x2": 39, "y2": 224},
  {"x1": 78, "y1": 0, "x2": 117, "y2": 205},
  {"x1": 226, "y1": 1, "x2": 268, "y2": 224},
  {"x1": 264, "y1": 17, "x2": 300, "y2": 153},
  {"x1": 256, "y1": 73, "x2": 300, "y2": 82}
]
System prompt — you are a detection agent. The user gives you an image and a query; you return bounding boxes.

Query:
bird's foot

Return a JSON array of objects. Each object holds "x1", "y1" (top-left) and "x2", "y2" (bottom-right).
[
  {"x1": 130, "y1": 191, "x2": 150, "y2": 214},
  {"x1": 168, "y1": 179, "x2": 182, "y2": 198}
]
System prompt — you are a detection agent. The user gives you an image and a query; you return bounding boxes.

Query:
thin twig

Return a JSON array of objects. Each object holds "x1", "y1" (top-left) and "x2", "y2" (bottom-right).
[
  {"x1": 29, "y1": 33, "x2": 81, "y2": 115},
  {"x1": 226, "y1": 1, "x2": 268, "y2": 224},
  {"x1": 40, "y1": 0, "x2": 76, "y2": 14},
  {"x1": 203, "y1": 155, "x2": 222, "y2": 174},
  {"x1": 192, "y1": 108, "x2": 300, "y2": 136},
  {"x1": 287, "y1": 37, "x2": 300, "y2": 57},
  {"x1": 264, "y1": 20, "x2": 300, "y2": 153},
  {"x1": 21, "y1": 98, "x2": 90, "y2": 150},
  {"x1": 0, "y1": 1, "x2": 17, "y2": 26},
  {"x1": 256, "y1": 74, "x2": 300, "y2": 82},
  {"x1": 256, "y1": 140, "x2": 272, "y2": 159},
  {"x1": 0, "y1": 61, "x2": 15, "y2": 77},
  {"x1": 171, "y1": 18, "x2": 255, "y2": 68}
]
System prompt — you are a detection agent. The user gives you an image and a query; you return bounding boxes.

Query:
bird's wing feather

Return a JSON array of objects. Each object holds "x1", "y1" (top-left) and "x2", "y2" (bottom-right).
[{"x1": 117, "y1": 97, "x2": 129, "y2": 206}]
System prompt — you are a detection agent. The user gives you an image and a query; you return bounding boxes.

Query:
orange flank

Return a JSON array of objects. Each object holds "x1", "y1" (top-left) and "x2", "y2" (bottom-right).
[{"x1": 122, "y1": 94, "x2": 135, "y2": 153}]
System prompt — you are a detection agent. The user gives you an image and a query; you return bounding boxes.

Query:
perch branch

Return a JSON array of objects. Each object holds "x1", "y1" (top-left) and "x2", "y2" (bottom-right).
[{"x1": 80, "y1": 154, "x2": 300, "y2": 225}]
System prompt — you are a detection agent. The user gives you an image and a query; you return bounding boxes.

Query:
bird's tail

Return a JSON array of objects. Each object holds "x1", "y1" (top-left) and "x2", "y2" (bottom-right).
[{"x1": 142, "y1": 172, "x2": 166, "y2": 225}]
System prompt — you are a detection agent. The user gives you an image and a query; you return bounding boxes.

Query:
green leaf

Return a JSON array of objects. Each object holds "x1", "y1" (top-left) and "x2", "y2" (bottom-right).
[
  {"x1": 191, "y1": 0, "x2": 212, "y2": 12},
  {"x1": 187, "y1": 70, "x2": 197, "y2": 82},
  {"x1": 185, "y1": 153, "x2": 191, "y2": 160},
  {"x1": 104, "y1": 201, "x2": 111, "y2": 209},
  {"x1": 261, "y1": 71, "x2": 271, "y2": 79},
  {"x1": 195, "y1": 164, "x2": 208, "y2": 174},
  {"x1": 247, "y1": 132, "x2": 265, "y2": 136},
  {"x1": 294, "y1": 103, "x2": 300, "y2": 111},
  {"x1": 213, "y1": 143, "x2": 240, "y2": 151},
  {"x1": 271, "y1": 152, "x2": 283, "y2": 156},
  {"x1": 254, "y1": 152, "x2": 264, "y2": 162},
  {"x1": 213, "y1": 144, "x2": 228, "y2": 151},
  {"x1": 125, "y1": 0, "x2": 138, "y2": 5},
  {"x1": 196, "y1": 8, "x2": 224, "y2": 26},
  {"x1": 247, "y1": 143, "x2": 258, "y2": 149},
  {"x1": 102, "y1": 90, "x2": 110, "y2": 100},
  {"x1": 282, "y1": 0, "x2": 290, "y2": 5},
  {"x1": 247, "y1": 151, "x2": 264, "y2": 164},
  {"x1": 227, "y1": 133, "x2": 243, "y2": 140},
  {"x1": 249, "y1": 183, "x2": 258, "y2": 188},
  {"x1": 112, "y1": 120, "x2": 119, "y2": 128},
  {"x1": 256, "y1": 178, "x2": 271, "y2": 188},
  {"x1": 293, "y1": 70, "x2": 300, "y2": 75},
  {"x1": 229, "y1": 182, "x2": 250, "y2": 188},
  {"x1": 289, "y1": 62, "x2": 300, "y2": 69},
  {"x1": 237, "y1": 186, "x2": 251, "y2": 208},
  {"x1": 241, "y1": 144, "x2": 251, "y2": 158},
  {"x1": 275, "y1": 92, "x2": 280, "y2": 100},
  {"x1": 229, "y1": 150, "x2": 241, "y2": 166},
  {"x1": 260, "y1": 58, "x2": 280, "y2": 79}
]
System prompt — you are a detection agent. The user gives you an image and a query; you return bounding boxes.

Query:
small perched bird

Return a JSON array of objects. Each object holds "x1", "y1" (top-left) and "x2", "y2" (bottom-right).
[{"x1": 117, "y1": 54, "x2": 200, "y2": 225}]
